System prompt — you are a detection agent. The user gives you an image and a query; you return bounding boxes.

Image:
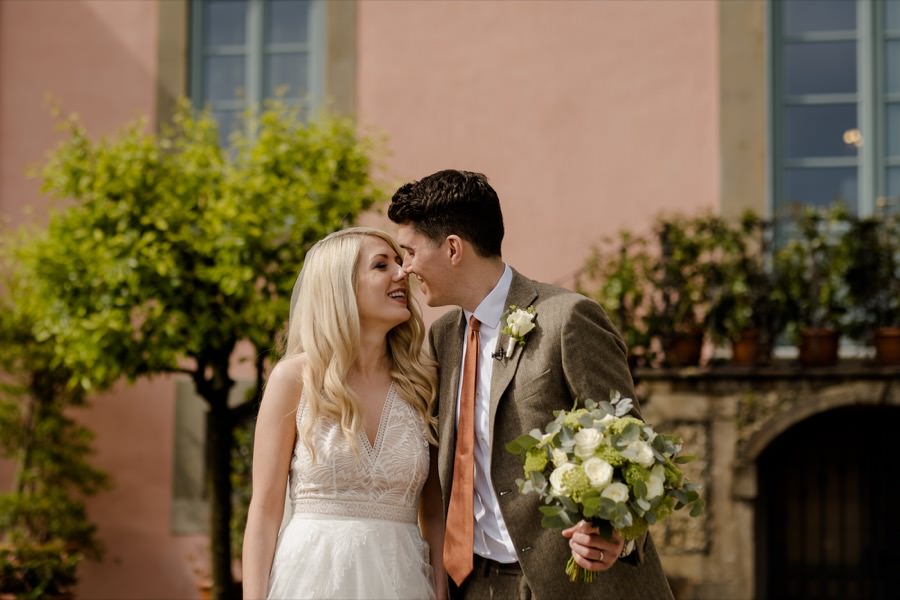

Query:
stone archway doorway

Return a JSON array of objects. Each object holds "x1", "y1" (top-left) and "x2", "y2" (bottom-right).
[{"x1": 755, "y1": 405, "x2": 900, "y2": 599}]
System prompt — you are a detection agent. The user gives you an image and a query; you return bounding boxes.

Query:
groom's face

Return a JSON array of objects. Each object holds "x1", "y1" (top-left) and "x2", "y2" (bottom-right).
[{"x1": 396, "y1": 224, "x2": 454, "y2": 307}]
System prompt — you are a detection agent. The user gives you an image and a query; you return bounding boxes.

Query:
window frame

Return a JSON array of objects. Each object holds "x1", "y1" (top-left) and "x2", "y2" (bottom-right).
[
  {"x1": 768, "y1": 0, "x2": 897, "y2": 220},
  {"x1": 188, "y1": 0, "x2": 326, "y2": 136}
]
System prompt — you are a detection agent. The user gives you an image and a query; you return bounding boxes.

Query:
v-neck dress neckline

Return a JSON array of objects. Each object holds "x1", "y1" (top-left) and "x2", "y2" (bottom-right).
[{"x1": 359, "y1": 382, "x2": 395, "y2": 462}]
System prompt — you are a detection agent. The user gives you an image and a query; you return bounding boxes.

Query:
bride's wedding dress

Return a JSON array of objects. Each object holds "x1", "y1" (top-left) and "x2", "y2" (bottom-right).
[{"x1": 267, "y1": 384, "x2": 435, "y2": 600}]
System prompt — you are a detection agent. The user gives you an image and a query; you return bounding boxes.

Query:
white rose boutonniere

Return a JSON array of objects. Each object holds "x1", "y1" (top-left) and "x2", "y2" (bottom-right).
[{"x1": 501, "y1": 304, "x2": 536, "y2": 358}]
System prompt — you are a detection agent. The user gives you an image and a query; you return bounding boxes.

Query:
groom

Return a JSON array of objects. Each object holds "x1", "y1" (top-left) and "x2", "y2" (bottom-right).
[{"x1": 388, "y1": 170, "x2": 674, "y2": 599}]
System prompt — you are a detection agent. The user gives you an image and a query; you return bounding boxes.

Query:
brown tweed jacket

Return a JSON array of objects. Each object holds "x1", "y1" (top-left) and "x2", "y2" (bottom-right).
[{"x1": 430, "y1": 269, "x2": 674, "y2": 600}]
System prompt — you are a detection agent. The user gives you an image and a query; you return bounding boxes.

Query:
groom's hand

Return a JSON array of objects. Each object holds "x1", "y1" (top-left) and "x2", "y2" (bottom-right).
[{"x1": 561, "y1": 520, "x2": 625, "y2": 572}]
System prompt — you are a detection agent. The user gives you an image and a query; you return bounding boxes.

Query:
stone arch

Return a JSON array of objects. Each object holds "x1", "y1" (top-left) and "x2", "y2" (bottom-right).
[
  {"x1": 753, "y1": 399, "x2": 900, "y2": 599},
  {"x1": 741, "y1": 381, "x2": 898, "y2": 467}
]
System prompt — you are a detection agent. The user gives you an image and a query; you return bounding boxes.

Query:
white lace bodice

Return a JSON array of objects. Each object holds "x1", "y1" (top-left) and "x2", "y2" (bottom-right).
[{"x1": 288, "y1": 384, "x2": 431, "y2": 524}]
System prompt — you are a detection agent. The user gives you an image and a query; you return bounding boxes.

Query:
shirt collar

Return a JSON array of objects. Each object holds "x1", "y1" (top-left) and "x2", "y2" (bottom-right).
[{"x1": 464, "y1": 264, "x2": 513, "y2": 330}]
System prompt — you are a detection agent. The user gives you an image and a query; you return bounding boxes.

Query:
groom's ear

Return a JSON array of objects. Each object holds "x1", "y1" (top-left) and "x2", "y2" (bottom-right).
[{"x1": 445, "y1": 234, "x2": 464, "y2": 265}]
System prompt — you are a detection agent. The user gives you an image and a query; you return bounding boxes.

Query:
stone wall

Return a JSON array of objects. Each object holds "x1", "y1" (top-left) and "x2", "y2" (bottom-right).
[{"x1": 634, "y1": 363, "x2": 900, "y2": 600}]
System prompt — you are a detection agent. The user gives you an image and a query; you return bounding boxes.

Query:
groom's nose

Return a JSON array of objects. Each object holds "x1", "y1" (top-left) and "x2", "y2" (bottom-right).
[{"x1": 391, "y1": 263, "x2": 406, "y2": 281}]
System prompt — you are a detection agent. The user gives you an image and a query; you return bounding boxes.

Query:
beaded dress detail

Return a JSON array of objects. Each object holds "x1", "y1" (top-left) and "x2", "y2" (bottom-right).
[{"x1": 266, "y1": 384, "x2": 435, "y2": 600}]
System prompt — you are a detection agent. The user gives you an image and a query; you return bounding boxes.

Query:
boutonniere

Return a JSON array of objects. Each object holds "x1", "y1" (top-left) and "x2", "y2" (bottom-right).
[{"x1": 501, "y1": 305, "x2": 536, "y2": 358}]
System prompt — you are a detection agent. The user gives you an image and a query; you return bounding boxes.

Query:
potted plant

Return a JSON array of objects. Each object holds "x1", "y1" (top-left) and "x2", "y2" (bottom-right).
[
  {"x1": 773, "y1": 205, "x2": 852, "y2": 367},
  {"x1": 579, "y1": 229, "x2": 653, "y2": 372},
  {"x1": 644, "y1": 213, "x2": 721, "y2": 367},
  {"x1": 706, "y1": 212, "x2": 785, "y2": 366},
  {"x1": 843, "y1": 206, "x2": 900, "y2": 365}
]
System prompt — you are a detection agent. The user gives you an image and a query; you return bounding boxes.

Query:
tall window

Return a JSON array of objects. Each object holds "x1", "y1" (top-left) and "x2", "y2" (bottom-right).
[
  {"x1": 190, "y1": 0, "x2": 324, "y2": 145},
  {"x1": 885, "y1": 1, "x2": 900, "y2": 203},
  {"x1": 771, "y1": 0, "x2": 900, "y2": 222}
]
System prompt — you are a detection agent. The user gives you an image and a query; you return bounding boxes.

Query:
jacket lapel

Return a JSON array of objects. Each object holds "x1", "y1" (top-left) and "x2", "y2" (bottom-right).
[
  {"x1": 437, "y1": 309, "x2": 466, "y2": 493},
  {"x1": 488, "y1": 270, "x2": 537, "y2": 442}
]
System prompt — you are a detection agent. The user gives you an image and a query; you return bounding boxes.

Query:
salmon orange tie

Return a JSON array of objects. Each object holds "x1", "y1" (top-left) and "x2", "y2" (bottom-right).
[{"x1": 444, "y1": 316, "x2": 480, "y2": 586}]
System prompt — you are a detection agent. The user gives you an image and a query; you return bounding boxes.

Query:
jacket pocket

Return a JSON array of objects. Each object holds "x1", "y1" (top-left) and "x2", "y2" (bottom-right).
[{"x1": 515, "y1": 368, "x2": 552, "y2": 400}]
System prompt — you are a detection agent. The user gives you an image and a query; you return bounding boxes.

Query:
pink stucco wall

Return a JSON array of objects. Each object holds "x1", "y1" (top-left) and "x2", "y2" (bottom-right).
[
  {"x1": 73, "y1": 377, "x2": 205, "y2": 600},
  {"x1": 0, "y1": 1, "x2": 202, "y2": 598},
  {"x1": 357, "y1": 0, "x2": 719, "y2": 288},
  {"x1": 1, "y1": 0, "x2": 160, "y2": 225}
]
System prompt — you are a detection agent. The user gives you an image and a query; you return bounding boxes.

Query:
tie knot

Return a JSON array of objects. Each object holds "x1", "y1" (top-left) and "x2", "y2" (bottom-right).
[{"x1": 469, "y1": 316, "x2": 480, "y2": 332}]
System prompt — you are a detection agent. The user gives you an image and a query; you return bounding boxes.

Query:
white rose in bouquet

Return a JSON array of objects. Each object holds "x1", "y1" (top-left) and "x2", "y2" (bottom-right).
[
  {"x1": 582, "y1": 457, "x2": 613, "y2": 490},
  {"x1": 600, "y1": 481, "x2": 630, "y2": 504},
  {"x1": 549, "y1": 463, "x2": 577, "y2": 496},
  {"x1": 574, "y1": 427, "x2": 602, "y2": 458},
  {"x1": 551, "y1": 448, "x2": 569, "y2": 468},
  {"x1": 646, "y1": 464, "x2": 666, "y2": 500},
  {"x1": 621, "y1": 440, "x2": 655, "y2": 467}
]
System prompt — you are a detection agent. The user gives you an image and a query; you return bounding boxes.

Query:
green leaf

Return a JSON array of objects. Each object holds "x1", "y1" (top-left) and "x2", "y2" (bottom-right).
[{"x1": 505, "y1": 433, "x2": 540, "y2": 456}]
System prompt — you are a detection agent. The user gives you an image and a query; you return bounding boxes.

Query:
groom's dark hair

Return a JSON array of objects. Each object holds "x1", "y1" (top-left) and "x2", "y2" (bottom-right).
[{"x1": 388, "y1": 169, "x2": 504, "y2": 258}]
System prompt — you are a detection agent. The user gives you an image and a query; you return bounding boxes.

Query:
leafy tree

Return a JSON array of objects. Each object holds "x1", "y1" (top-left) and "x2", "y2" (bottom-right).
[
  {"x1": 15, "y1": 100, "x2": 384, "y2": 598},
  {"x1": 0, "y1": 250, "x2": 109, "y2": 599}
]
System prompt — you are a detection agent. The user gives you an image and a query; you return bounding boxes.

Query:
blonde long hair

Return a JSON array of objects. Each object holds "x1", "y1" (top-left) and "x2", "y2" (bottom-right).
[{"x1": 284, "y1": 227, "x2": 437, "y2": 457}]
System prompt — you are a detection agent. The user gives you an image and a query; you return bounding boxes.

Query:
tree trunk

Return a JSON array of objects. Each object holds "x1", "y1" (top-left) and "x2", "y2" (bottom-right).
[
  {"x1": 194, "y1": 357, "x2": 237, "y2": 600},
  {"x1": 13, "y1": 391, "x2": 36, "y2": 496},
  {"x1": 207, "y1": 396, "x2": 235, "y2": 600}
]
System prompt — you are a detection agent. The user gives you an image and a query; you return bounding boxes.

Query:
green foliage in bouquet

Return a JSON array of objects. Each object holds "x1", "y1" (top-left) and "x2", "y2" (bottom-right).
[{"x1": 506, "y1": 391, "x2": 704, "y2": 582}]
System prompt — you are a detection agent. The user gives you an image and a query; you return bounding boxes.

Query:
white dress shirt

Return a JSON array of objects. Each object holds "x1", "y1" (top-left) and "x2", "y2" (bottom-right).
[{"x1": 458, "y1": 264, "x2": 519, "y2": 563}]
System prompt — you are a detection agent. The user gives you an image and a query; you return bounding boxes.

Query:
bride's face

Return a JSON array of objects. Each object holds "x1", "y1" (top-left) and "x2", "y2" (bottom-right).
[{"x1": 355, "y1": 236, "x2": 410, "y2": 330}]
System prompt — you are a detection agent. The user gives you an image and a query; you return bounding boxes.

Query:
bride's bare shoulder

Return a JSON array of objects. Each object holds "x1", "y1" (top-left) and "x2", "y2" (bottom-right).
[{"x1": 264, "y1": 354, "x2": 307, "y2": 401}]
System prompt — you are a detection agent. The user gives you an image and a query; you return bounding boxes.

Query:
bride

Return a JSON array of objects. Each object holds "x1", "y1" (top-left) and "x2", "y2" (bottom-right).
[{"x1": 241, "y1": 227, "x2": 446, "y2": 600}]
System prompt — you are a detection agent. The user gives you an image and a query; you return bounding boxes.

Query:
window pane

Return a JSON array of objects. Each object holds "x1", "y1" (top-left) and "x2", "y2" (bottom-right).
[
  {"x1": 785, "y1": 104, "x2": 859, "y2": 158},
  {"x1": 784, "y1": 42, "x2": 856, "y2": 95},
  {"x1": 888, "y1": 168, "x2": 900, "y2": 199},
  {"x1": 266, "y1": 53, "x2": 308, "y2": 98},
  {"x1": 213, "y1": 109, "x2": 242, "y2": 147},
  {"x1": 887, "y1": 40, "x2": 900, "y2": 94},
  {"x1": 888, "y1": 103, "x2": 900, "y2": 157},
  {"x1": 888, "y1": 1, "x2": 900, "y2": 31},
  {"x1": 267, "y1": 0, "x2": 310, "y2": 45},
  {"x1": 783, "y1": 0, "x2": 856, "y2": 35},
  {"x1": 784, "y1": 167, "x2": 858, "y2": 210},
  {"x1": 206, "y1": 0, "x2": 246, "y2": 46},
  {"x1": 205, "y1": 55, "x2": 245, "y2": 101}
]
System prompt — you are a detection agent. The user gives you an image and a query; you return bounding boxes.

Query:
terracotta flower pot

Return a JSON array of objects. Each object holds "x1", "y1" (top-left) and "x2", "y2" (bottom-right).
[
  {"x1": 731, "y1": 328, "x2": 761, "y2": 367},
  {"x1": 874, "y1": 326, "x2": 900, "y2": 366},
  {"x1": 799, "y1": 327, "x2": 840, "y2": 367},
  {"x1": 664, "y1": 330, "x2": 704, "y2": 367}
]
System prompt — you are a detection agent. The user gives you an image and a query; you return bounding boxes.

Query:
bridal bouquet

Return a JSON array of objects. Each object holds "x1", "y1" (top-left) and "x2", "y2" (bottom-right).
[{"x1": 505, "y1": 390, "x2": 703, "y2": 582}]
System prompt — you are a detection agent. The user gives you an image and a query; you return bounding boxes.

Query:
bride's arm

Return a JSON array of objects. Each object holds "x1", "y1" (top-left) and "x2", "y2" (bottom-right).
[
  {"x1": 241, "y1": 357, "x2": 303, "y2": 600},
  {"x1": 419, "y1": 444, "x2": 448, "y2": 600}
]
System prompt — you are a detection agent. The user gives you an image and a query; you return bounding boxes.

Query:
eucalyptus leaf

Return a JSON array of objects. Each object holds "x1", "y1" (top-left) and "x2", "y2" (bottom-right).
[
  {"x1": 505, "y1": 433, "x2": 540, "y2": 455},
  {"x1": 614, "y1": 396, "x2": 633, "y2": 417}
]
